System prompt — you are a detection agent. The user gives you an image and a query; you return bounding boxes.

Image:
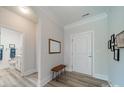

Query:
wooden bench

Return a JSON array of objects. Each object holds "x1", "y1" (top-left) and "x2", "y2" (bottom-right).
[{"x1": 51, "y1": 64, "x2": 66, "y2": 80}]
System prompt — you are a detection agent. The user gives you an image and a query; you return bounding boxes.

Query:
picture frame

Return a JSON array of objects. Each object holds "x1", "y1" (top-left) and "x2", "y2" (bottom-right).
[
  {"x1": 0, "y1": 45, "x2": 4, "y2": 49},
  {"x1": 116, "y1": 31, "x2": 124, "y2": 48},
  {"x1": 108, "y1": 40, "x2": 111, "y2": 49},
  {"x1": 111, "y1": 34, "x2": 115, "y2": 43},
  {"x1": 111, "y1": 45, "x2": 115, "y2": 52},
  {"x1": 114, "y1": 37, "x2": 117, "y2": 46},
  {"x1": 114, "y1": 49, "x2": 120, "y2": 61},
  {"x1": 9, "y1": 44, "x2": 15, "y2": 48},
  {"x1": 49, "y1": 39, "x2": 61, "y2": 54}
]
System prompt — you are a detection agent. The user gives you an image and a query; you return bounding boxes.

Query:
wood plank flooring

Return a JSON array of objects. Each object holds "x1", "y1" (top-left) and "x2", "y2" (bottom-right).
[
  {"x1": 0, "y1": 68, "x2": 110, "y2": 87},
  {"x1": 25, "y1": 72, "x2": 38, "y2": 85},
  {"x1": 45, "y1": 71, "x2": 110, "y2": 87},
  {"x1": 0, "y1": 68, "x2": 36, "y2": 87}
]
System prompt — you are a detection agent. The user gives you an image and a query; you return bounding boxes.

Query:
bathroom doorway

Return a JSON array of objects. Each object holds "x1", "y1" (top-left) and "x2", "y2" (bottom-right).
[{"x1": 0, "y1": 27, "x2": 24, "y2": 74}]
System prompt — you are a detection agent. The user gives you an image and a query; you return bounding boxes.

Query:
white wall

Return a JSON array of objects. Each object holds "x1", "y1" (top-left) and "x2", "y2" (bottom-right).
[
  {"x1": 108, "y1": 7, "x2": 124, "y2": 86},
  {"x1": 0, "y1": 7, "x2": 37, "y2": 75},
  {"x1": 64, "y1": 13, "x2": 109, "y2": 80},
  {"x1": 36, "y1": 8, "x2": 64, "y2": 86}
]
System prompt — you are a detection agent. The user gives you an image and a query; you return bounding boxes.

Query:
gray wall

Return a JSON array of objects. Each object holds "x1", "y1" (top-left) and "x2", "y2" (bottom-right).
[{"x1": 108, "y1": 7, "x2": 124, "y2": 86}]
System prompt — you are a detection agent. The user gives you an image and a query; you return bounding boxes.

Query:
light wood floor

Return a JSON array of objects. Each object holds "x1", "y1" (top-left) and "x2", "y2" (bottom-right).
[
  {"x1": 45, "y1": 71, "x2": 110, "y2": 87},
  {"x1": 0, "y1": 68, "x2": 36, "y2": 87},
  {"x1": 25, "y1": 72, "x2": 38, "y2": 85},
  {"x1": 0, "y1": 68, "x2": 110, "y2": 87}
]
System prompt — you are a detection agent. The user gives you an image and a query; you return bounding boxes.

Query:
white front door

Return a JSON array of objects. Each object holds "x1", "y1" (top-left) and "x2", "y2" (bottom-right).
[{"x1": 72, "y1": 31, "x2": 93, "y2": 75}]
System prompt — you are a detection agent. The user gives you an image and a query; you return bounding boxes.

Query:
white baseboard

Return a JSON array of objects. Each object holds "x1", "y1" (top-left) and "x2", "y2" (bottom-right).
[
  {"x1": 108, "y1": 80, "x2": 120, "y2": 87},
  {"x1": 93, "y1": 74, "x2": 108, "y2": 81},
  {"x1": 108, "y1": 80, "x2": 113, "y2": 87},
  {"x1": 37, "y1": 75, "x2": 52, "y2": 87},
  {"x1": 66, "y1": 68, "x2": 72, "y2": 72},
  {"x1": 113, "y1": 85, "x2": 120, "y2": 87},
  {"x1": 66, "y1": 66, "x2": 74, "y2": 72},
  {"x1": 23, "y1": 69, "x2": 37, "y2": 76}
]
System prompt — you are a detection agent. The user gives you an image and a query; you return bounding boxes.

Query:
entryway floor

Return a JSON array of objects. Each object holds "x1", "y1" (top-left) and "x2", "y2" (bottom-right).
[
  {"x1": 0, "y1": 68, "x2": 36, "y2": 87},
  {"x1": 44, "y1": 71, "x2": 110, "y2": 87},
  {"x1": 25, "y1": 72, "x2": 38, "y2": 85}
]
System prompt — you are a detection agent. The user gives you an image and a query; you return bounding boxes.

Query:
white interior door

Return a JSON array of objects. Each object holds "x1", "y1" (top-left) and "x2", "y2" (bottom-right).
[{"x1": 72, "y1": 31, "x2": 93, "y2": 75}]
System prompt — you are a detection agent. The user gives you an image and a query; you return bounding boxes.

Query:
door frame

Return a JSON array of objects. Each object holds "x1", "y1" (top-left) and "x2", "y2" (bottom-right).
[
  {"x1": 70, "y1": 31, "x2": 94, "y2": 76},
  {"x1": 0, "y1": 25, "x2": 25, "y2": 75}
]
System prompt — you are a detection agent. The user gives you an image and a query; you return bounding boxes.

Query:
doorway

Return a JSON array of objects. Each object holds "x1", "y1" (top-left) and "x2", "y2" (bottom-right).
[
  {"x1": 0, "y1": 27, "x2": 24, "y2": 73},
  {"x1": 71, "y1": 31, "x2": 94, "y2": 76}
]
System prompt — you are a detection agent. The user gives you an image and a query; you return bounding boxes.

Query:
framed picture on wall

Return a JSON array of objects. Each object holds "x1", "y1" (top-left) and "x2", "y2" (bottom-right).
[
  {"x1": 9, "y1": 44, "x2": 15, "y2": 48},
  {"x1": 114, "y1": 37, "x2": 117, "y2": 46},
  {"x1": 49, "y1": 39, "x2": 61, "y2": 54},
  {"x1": 111, "y1": 34, "x2": 115, "y2": 43},
  {"x1": 114, "y1": 49, "x2": 120, "y2": 61},
  {"x1": 111, "y1": 45, "x2": 115, "y2": 52},
  {"x1": 108, "y1": 40, "x2": 111, "y2": 49},
  {"x1": 116, "y1": 31, "x2": 124, "y2": 48},
  {"x1": 0, "y1": 45, "x2": 4, "y2": 49},
  {"x1": 111, "y1": 44, "x2": 115, "y2": 52}
]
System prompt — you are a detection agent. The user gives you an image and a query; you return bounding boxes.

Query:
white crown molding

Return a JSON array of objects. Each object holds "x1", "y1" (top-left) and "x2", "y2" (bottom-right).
[{"x1": 64, "y1": 12, "x2": 108, "y2": 29}]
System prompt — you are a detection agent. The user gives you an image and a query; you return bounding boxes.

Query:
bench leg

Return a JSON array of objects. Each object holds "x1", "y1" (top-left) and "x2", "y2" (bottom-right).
[
  {"x1": 52, "y1": 72, "x2": 54, "y2": 80},
  {"x1": 64, "y1": 68, "x2": 66, "y2": 74},
  {"x1": 56, "y1": 72, "x2": 59, "y2": 81}
]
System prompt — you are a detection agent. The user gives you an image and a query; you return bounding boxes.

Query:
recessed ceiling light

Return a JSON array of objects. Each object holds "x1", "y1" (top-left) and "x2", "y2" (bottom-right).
[{"x1": 19, "y1": 6, "x2": 30, "y2": 14}]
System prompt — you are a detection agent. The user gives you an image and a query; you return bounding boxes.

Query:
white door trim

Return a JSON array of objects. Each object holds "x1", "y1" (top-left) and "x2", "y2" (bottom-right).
[
  {"x1": 0, "y1": 25, "x2": 25, "y2": 75},
  {"x1": 70, "y1": 31, "x2": 94, "y2": 76}
]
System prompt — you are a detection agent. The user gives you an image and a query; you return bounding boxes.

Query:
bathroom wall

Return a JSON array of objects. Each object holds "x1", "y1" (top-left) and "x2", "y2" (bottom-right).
[{"x1": 0, "y1": 27, "x2": 22, "y2": 68}]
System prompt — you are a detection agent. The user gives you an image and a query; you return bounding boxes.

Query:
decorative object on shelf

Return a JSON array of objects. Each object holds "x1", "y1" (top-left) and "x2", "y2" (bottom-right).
[
  {"x1": 108, "y1": 40, "x2": 111, "y2": 49},
  {"x1": 114, "y1": 49, "x2": 120, "y2": 61},
  {"x1": 9, "y1": 44, "x2": 15, "y2": 48},
  {"x1": 116, "y1": 31, "x2": 124, "y2": 48},
  {"x1": 49, "y1": 39, "x2": 61, "y2": 54}
]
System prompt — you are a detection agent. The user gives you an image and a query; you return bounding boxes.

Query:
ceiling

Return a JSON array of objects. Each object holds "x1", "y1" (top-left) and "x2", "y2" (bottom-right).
[
  {"x1": 41, "y1": 6, "x2": 109, "y2": 26},
  {"x1": 1, "y1": 6, "x2": 109, "y2": 26},
  {"x1": 2, "y1": 6, "x2": 38, "y2": 23}
]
